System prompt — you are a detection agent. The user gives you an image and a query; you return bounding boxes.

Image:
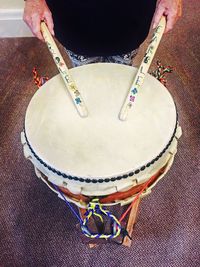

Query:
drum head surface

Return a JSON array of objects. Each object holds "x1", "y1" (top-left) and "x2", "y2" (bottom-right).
[{"x1": 25, "y1": 63, "x2": 177, "y2": 179}]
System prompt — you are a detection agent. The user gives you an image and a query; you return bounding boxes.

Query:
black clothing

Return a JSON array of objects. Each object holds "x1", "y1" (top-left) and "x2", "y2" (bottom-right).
[{"x1": 46, "y1": 0, "x2": 157, "y2": 56}]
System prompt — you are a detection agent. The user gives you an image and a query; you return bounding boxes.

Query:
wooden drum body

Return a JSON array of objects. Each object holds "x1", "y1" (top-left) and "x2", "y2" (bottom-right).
[{"x1": 21, "y1": 63, "x2": 182, "y2": 208}]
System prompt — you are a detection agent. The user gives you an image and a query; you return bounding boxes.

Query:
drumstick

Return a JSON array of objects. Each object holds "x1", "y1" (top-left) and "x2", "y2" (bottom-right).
[
  {"x1": 40, "y1": 21, "x2": 88, "y2": 118},
  {"x1": 119, "y1": 16, "x2": 166, "y2": 121}
]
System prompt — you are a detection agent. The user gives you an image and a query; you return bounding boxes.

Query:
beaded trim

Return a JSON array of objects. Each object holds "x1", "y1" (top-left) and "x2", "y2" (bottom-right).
[{"x1": 24, "y1": 114, "x2": 178, "y2": 183}]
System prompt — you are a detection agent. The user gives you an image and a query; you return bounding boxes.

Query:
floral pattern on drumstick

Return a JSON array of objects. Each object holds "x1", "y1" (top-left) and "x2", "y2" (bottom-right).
[
  {"x1": 46, "y1": 41, "x2": 82, "y2": 105},
  {"x1": 127, "y1": 23, "x2": 164, "y2": 105}
]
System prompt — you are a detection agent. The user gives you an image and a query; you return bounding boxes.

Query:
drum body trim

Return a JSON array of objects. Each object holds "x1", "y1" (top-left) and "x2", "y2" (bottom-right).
[{"x1": 23, "y1": 114, "x2": 178, "y2": 183}]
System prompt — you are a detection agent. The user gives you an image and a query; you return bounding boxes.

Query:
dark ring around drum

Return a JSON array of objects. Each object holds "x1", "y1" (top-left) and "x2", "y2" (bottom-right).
[{"x1": 23, "y1": 111, "x2": 178, "y2": 184}]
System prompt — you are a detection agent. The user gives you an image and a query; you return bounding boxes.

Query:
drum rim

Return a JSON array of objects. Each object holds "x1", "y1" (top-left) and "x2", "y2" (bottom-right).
[{"x1": 23, "y1": 110, "x2": 178, "y2": 184}]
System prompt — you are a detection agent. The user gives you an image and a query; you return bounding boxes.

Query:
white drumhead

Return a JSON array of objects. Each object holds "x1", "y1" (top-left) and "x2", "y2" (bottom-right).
[{"x1": 25, "y1": 63, "x2": 177, "y2": 180}]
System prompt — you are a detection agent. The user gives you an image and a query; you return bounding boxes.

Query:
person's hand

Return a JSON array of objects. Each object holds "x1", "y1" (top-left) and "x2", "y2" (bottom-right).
[
  {"x1": 152, "y1": 0, "x2": 182, "y2": 33},
  {"x1": 23, "y1": 0, "x2": 54, "y2": 40}
]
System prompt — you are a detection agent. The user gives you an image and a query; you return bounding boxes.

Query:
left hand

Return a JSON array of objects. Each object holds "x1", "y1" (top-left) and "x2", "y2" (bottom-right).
[{"x1": 152, "y1": 0, "x2": 182, "y2": 33}]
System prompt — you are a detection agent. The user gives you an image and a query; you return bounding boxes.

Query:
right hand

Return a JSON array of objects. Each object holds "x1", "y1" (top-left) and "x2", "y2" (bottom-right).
[
  {"x1": 152, "y1": 0, "x2": 182, "y2": 33},
  {"x1": 23, "y1": 0, "x2": 54, "y2": 40}
]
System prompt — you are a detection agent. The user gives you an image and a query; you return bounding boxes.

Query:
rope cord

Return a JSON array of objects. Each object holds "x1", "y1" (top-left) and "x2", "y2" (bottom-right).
[
  {"x1": 151, "y1": 60, "x2": 174, "y2": 86},
  {"x1": 52, "y1": 185, "x2": 122, "y2": 239},
  {"x1": 81, "y1": 198, "x2": 122, "y2": 239},
  {"x1": 52, "y1": 183, "x2": 83, "y2": 224},
  {"x1": 119, "y1": 171, "x2": 160, "y2": 223},
  {"x1": 32, "y1": 67, "x2": 49, "y2": 88},
  {"x1": 52, "y1": 183, "x2": 122, "y2": 239},
  {"x1": 52, "y1": 171, "x2": 162, "y2": 238}
]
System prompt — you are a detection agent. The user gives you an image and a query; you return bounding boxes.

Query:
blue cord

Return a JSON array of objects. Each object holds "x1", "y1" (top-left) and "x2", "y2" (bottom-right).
[{"x1": 52, "y1": 183, "x2": 83, "y2": 224}]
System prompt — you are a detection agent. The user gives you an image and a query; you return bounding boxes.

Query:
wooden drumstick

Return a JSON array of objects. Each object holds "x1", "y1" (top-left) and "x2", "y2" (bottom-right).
[
  {"x1": 119, "y1": 16, "x2": 166, "y2": 121},
  {"x1": 40, "y1": 21, "x2": 88, "y2": 118}
]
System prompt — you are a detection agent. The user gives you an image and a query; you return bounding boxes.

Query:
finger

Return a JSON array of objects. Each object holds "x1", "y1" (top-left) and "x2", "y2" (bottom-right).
[
  {"x1": 31, "y1": 14, "x2": 44, "y2": 41},
  {"x1": 165, "y1": 12, "x2": 177, "y2": 33},
  {"x1": 152, "y1": 5, "x2": 165, "y2": 29},
  {"x1": 44, "y1": 12, "x2": 55, "y2": 36}
]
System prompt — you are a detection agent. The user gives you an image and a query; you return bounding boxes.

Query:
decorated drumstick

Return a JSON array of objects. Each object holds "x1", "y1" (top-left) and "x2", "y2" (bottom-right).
[
  {"x1": 40, "y1": 21, "x2": 88, "y2": 118},
  {"x1": 119, "y1": 16, "x2": 166, "y2": 121}
]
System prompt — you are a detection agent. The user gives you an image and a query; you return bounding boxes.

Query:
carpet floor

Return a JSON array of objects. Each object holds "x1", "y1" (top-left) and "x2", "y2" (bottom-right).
[{"x1": 0, "y1": 0, "x2": 199, "y2": 266}]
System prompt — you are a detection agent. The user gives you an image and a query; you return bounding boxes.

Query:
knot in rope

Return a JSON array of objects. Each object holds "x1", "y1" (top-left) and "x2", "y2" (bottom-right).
[
  {"x1": 81, "y1": 198, "x2": 121, "y2": 239},
  {"x1": 151, "y1": 60, "x2": 174, "y2": 86},
  {"x1": 32, "y1": 67, "x2": 49, "y2": 88}
]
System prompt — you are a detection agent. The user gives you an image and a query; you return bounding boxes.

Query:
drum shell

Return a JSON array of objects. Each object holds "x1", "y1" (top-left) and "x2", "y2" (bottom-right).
[
  {"x1": 21, "y1": 63, "x2": 182, "y2": 208},
  {"x1": 21, "y1": 124, "x2": 182, "y2": 208}
]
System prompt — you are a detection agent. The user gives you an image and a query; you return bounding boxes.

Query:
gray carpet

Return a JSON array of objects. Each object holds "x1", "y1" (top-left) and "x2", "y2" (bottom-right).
[{"x1": 0, "y1": 0, "x2": 199, "y2": 266}]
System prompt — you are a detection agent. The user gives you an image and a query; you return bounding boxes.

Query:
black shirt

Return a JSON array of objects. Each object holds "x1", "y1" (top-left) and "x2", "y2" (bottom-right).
[{"x1": 46, "y1": 0, "x2": 157, "y2": 56}]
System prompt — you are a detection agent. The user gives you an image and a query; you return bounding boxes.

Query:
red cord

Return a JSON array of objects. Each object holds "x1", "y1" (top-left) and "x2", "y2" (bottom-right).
[
  {"x1": 32, "y1": 67, "x2": 49, "y2": 88},
  {"x1": 119, "y1": 173, "x2": 160, "y2": 223}
]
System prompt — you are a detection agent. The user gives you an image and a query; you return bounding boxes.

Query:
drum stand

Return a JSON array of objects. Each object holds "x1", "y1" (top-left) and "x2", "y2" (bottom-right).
[
  {"x1": 36, "y1": 168, "x2": 141, "y2": 247},
  {"x1": 78, "y1": 197, "x2": 141, "y2": 247},
  {"x1": 122, "y1": 197, "x2": 140, "y2": 247}
]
